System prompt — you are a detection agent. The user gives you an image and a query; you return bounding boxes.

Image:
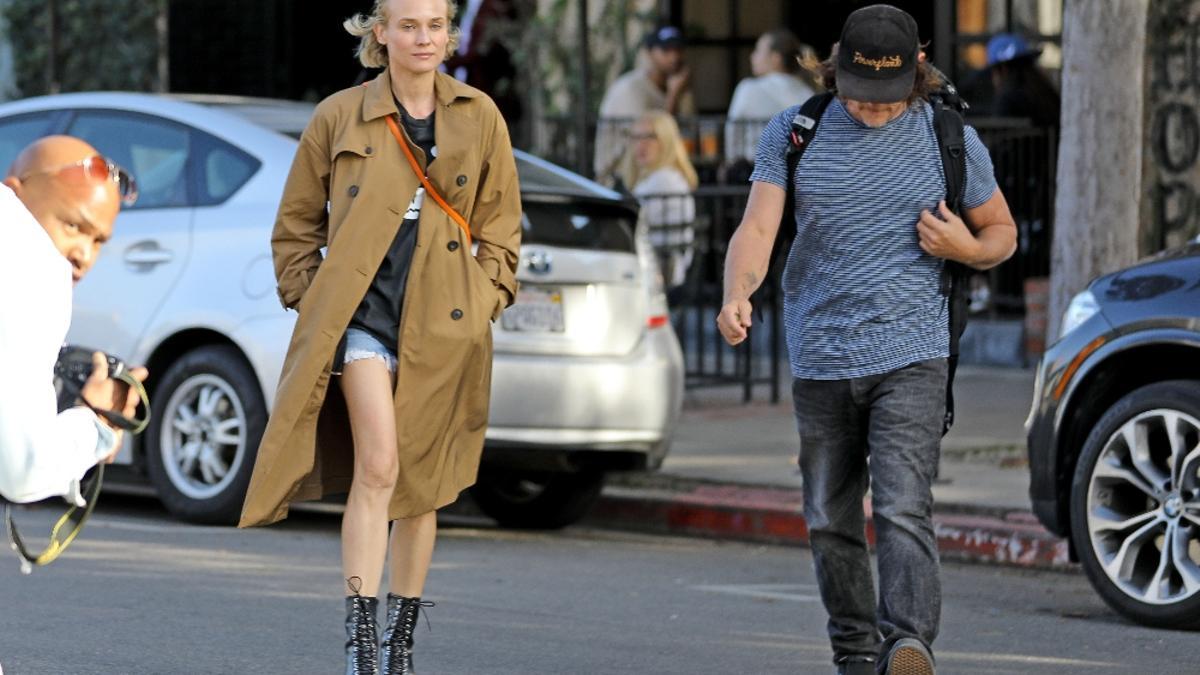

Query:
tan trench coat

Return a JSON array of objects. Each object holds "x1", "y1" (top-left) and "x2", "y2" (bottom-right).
[{"x1": 239, "y1": 70, "x2": 521, "y2": 527}]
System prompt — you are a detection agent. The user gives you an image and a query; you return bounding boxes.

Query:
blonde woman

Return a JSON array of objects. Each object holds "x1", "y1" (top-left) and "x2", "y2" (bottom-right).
[
  {"x1": 237, "y1": 0, "x2": 521, "y2": 672},
  {"x1": 621, "y1": 110, "x2": 698, "y2": 289}
]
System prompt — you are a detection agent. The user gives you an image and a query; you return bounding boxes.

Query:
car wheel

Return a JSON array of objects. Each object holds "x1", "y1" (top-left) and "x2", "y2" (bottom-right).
[
  {"x1": 1070, "y1": 379, "x2": 1200, "y2": 629},
  {"x1": 144, "y1": 345, "x2": 265, "y2": 525},
  {"x1": 470, "y1": 470, "x2": 605, "y2": 529}
]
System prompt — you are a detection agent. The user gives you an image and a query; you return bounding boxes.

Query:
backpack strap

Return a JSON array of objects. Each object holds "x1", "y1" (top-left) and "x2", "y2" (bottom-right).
[
  {"x1": 929, "y1": 88, "x2": 970, "y2": 435},
  {"x1": 775, "y1": 93, "x2": 834, "y2": 266}
]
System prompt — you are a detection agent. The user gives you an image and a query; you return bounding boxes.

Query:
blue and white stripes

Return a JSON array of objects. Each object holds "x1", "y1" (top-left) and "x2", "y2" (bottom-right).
[{"x1": 750, "y1": 98, "x2": 997, "y2": 380}]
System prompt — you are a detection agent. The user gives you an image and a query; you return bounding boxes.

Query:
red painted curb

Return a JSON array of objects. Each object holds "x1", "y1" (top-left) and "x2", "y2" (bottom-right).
[{"x1": 588, "y1": 484, "x2": 1071, "y2": 570}]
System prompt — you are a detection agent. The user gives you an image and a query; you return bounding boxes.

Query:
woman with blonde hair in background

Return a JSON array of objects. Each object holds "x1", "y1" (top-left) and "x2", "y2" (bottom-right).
[
  {"x1": 237, "y1": 0, "x2": 521, "y2": 672},
  {"x1": 621, "y1": 110, "x2": 698, "y2": 290}
]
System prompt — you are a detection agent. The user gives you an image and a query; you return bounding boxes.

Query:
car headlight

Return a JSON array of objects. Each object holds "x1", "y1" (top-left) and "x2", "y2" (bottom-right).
[{"x1": 1059, "y1": 289, "x2": 1100, "y2": 339}]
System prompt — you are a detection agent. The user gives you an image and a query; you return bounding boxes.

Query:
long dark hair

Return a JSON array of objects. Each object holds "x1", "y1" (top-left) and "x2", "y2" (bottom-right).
[{"x1": 817, "y1": 42, "x2": 942, "y2": 105}]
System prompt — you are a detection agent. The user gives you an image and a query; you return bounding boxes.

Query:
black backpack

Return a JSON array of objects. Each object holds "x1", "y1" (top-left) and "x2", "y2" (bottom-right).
[{"x1": 766, "y1": 84, "x2": 971, "y2": 435}]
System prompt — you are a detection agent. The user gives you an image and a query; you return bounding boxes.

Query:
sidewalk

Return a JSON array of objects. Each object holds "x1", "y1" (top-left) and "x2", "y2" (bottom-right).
[{"x1": 591, "y1": 366, "x2": 1073, "y2": 570}]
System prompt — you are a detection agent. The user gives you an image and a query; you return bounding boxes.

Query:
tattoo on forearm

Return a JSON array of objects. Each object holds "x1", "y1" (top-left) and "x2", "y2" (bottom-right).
[{"x1": 742, "y1": 271, "x2": 758, "y2": 293}]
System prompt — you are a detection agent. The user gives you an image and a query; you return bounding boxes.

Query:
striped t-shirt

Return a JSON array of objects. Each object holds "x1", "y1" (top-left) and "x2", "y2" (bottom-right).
[{"x1": 750, "y1": 97, "x2": 997, "y2": 380}]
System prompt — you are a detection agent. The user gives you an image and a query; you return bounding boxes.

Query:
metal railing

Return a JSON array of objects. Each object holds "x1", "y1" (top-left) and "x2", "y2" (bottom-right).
[
  {"x1": 583, "y1": 113, "x2": 1058, "y2": 399},
  {"x1": 640, "y1": 187, "x2": 784, "y2": 402}
]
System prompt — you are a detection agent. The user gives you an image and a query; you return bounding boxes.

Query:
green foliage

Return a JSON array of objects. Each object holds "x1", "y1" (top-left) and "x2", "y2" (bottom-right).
[
  {"x1": 4, "y1": 0, "x2": 162, "y2": 96},
  {"x1": 490, "y1": 0, "x2": 655, "y2": 118}
]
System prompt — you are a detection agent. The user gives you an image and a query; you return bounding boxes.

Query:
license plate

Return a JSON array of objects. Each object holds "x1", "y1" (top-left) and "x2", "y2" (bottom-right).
[{"x1": 502, "y1": 286, "x2": 565, "y2": 332}]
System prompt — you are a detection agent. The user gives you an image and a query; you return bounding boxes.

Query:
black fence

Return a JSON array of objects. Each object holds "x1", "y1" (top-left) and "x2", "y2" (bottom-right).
[
  {"x1": 642, "y1": 188, "x2": 786, "y2": 403},
  {"x1": 546, "y1": 113, "x2": 1059, "y2": 399}
]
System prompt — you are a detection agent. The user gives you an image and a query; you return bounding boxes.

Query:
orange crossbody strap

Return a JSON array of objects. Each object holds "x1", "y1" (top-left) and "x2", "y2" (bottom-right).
[{"x1": 385, "y1": 114, "x2": 472, "y2": 246}]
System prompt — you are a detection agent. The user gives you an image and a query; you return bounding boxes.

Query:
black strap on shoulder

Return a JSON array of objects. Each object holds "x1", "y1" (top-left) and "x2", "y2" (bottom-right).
[
  {"x1": 929, "y1": 85, "x2": 970, "y2": 435},
  {"x1": 774, "y1": 93, "x2": 834, "y2": 269}
]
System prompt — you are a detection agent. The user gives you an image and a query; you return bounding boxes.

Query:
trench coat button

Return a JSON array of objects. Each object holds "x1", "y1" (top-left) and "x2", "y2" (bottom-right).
[
  {"x1": 364, "y1": 146, "x2": 373, "y2": 155},
  {"x1": 348, "y1": 185, "x2": 359, "y2": 197},
  {"x1": 456, "y1": 175, "x2": 468, "y2": 187},
  {"x1": 451, "y1": 309, "x2": 464, "y2": 320},
  {"x1": 447, "y1": 241, "x2": 460, "y2": 252}
]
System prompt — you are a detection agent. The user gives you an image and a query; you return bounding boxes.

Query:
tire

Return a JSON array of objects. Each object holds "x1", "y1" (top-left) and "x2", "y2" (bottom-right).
[
  {"x1": 1069, "y1": 379, "x2": 1200, "y2": 629},
  {"x1": 144, "y1": 345, "x2": 266, "y2": 525},
  {"x1": 470, "y1": 470, "x2": 605, "y2": 529}
]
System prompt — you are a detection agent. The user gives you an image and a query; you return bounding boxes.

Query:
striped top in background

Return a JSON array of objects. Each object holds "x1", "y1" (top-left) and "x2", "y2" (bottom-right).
[{"x1": 750, "y1": 97, "x2": 998, "y2": 380}]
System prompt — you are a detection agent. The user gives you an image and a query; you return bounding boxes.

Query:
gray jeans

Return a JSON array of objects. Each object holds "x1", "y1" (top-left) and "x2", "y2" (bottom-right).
[{"x1": 792, "y1": 358, "x2": 947, "y2": 666}]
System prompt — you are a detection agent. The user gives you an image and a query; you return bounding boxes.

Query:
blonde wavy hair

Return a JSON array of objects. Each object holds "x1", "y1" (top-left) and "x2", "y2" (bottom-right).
[
  {"x1": 344, "y1": 0, "x2": 461, "y2": 68},
  {"x1": 619, "y1": 111, "x2": 699, "y2": 191}
]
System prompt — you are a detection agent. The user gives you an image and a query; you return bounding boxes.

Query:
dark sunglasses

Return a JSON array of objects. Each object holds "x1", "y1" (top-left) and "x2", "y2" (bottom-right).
[{"x1": 21, "y1": 155, "x2": 138, "y2": 207}]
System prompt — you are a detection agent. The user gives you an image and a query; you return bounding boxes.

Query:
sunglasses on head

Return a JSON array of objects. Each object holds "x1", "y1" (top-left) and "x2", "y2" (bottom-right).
[{"x1": 21, "y1": 155, "x2": 138, "y2": 207}]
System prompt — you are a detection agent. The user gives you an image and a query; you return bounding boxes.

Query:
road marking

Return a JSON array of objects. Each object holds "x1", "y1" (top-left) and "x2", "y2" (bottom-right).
[{"x1": 691, "y1": 583, "x2": 821, "y2": 602}]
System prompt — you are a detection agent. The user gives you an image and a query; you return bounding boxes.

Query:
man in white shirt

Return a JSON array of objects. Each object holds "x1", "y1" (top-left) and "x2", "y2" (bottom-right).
[
  {"x1": 593, "y1": 26, "x2": 697, "y2": 185},
  {"x1": 0, "y1": 135, "x2": 146, "y2": 504}
]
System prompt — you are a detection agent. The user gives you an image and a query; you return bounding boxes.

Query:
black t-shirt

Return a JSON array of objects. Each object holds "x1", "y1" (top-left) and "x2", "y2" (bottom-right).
[{"x1": 347, "y1": 102, "x2": 436, "y2": 352}]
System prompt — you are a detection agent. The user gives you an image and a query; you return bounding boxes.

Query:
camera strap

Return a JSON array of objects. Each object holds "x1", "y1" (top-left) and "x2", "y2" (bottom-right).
[{"x1": 5, "y1": 465, "x2": 104, "y2": 574}]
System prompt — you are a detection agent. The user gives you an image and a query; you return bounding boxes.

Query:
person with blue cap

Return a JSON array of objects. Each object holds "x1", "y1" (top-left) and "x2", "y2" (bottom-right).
[{"x1": 986, "y1": 32, "x2": 1061, "y2": 127}]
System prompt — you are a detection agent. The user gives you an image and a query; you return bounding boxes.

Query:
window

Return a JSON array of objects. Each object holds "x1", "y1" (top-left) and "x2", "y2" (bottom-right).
[
  {"x1": 68, "y1": 112, "x2": 191, "y2": 209},
  {"x1": 521, "y1": 199, "x2": 637, "y2": 253},
  {"x1": 196, "y1": 136, "x2": 261, "y2": 205},
  {"x1": 0, "y1": 113, "x2": 57, "y2": 174}
]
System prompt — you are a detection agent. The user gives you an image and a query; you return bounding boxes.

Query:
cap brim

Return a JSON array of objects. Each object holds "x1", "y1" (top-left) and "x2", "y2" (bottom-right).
[
  {"x1": 988, "y1": 48, "x2": 1042, "y2": 68},
  {"x1": 836, "y1": 65, "x2": 915, "y2": 103}
]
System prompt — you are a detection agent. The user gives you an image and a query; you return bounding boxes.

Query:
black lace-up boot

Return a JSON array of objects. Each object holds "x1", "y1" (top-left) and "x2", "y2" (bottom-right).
[
  {"x1": 344, "y1": 577, "x2": 379, "y2": 675},
  {"x1": 379, "y1": 594, "x2": 435, "y2": 674}
]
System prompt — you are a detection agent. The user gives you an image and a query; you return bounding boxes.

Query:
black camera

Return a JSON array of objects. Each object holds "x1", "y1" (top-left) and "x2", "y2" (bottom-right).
[{"x1": 54, "y1": 344, "x2": 128, "y2": 394}]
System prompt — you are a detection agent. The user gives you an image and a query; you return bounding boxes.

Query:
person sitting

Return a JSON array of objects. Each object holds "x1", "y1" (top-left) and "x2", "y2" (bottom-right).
[
  {"x1": 725, "y1": 29, "x2": 820, "y2": 168},
  {"x1": 593, "y1": 26, "x2": 696, "y2": 186},
  {"x1": 620, "y1": 110, "x2": 698, "y2": 290}
]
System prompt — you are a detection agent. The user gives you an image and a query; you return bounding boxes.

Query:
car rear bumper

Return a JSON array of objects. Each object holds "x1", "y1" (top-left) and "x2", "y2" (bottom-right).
[{"x1": 486, "y1": 327, "x2": 684, "y2": 469}]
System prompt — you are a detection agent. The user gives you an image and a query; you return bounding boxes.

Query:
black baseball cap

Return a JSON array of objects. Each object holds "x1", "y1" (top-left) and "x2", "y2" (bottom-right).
[
  {"x1": 835, "y1": 4, "x2": 919, "y2": 103},
  {"x1": 644, "y1": 25, "x2": 685, "y2": 50}
]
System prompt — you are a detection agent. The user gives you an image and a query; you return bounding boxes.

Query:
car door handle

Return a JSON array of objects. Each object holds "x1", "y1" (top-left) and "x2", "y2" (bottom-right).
[{"x1": 124, "y1": 242, "x2": 174, "y2": 266}]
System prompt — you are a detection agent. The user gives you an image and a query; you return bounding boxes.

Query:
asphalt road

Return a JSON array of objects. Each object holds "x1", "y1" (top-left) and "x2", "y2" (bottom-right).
[{"x1": 0, "y1": 495, "x2": 1194, "y2": 675}]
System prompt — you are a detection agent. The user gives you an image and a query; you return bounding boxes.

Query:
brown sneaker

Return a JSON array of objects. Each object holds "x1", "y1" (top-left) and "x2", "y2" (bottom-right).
[{"x1": 886, "y1": 638, "x2": 935, "y2": 675}]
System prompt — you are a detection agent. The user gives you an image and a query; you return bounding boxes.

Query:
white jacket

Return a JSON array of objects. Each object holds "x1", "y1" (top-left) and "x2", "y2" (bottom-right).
[{"x1": 0, "y1": 185, "x2": 114, "y2": 504}]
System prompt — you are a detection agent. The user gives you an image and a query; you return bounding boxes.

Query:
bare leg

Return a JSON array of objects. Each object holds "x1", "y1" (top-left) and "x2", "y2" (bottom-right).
[
  {"x1": 387, "y1": 510, "x2": 438, "y2": 597},
  {"x1": 340, "y1": 358, "x2": 398, "y2": 597}
]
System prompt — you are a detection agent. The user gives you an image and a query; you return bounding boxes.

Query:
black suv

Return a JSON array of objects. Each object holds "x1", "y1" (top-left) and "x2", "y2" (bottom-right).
[{"x1": 1026, "y1": 239, "x2": 1200, "y2": 628}]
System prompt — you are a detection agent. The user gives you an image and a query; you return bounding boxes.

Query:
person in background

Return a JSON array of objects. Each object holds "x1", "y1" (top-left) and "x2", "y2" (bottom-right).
[
  {"x1": 0, "y1": 135, "x2": 145, "y2": 505},
  {"x1": 725, "y1": 29, "x2": 820, "y2": 168},
  {"x1": 985, "y1": 32, "x2": 1061, "y2": 127},
  {"x1": 594, "y1": 26, "x2": 696, "y2": 186},
  {"x1": 620, "y1": 110, "x2": 698, "y2": 291}
]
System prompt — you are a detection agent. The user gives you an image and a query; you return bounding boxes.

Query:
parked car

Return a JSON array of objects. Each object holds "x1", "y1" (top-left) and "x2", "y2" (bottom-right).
[
  {"x1": 1026, "y1": 240, "x2": 1200, "y2": 629},
  {"x1": 0, "y1": 92, "x2": 683, "y2": 529}
]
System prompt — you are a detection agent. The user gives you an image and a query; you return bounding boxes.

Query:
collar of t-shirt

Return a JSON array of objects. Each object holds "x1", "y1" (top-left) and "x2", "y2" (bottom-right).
[{"x1": 394, "y1": 97, "x2": 437, "y2": 165}]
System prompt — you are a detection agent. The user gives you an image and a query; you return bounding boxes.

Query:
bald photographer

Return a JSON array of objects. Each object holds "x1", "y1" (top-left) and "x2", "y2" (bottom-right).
[{"x1": 0, "y1": 135, "x2": 147, "y2": 504}]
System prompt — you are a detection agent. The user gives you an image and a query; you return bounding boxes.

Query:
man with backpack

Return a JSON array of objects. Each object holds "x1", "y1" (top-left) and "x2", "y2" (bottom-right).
[{"x1": 717, "y1": 6, "x2": 1016, "y2": 674}]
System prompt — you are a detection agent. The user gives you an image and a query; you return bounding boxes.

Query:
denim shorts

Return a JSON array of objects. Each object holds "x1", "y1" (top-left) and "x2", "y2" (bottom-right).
[{"x1": 341, "y1": 327, "x2": 397, "y2": 373}]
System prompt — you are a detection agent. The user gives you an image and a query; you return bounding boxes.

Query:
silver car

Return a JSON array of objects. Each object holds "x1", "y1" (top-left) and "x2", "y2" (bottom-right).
[{"x1": 0, "y1": 92, "x2": 683, "y2": 528}]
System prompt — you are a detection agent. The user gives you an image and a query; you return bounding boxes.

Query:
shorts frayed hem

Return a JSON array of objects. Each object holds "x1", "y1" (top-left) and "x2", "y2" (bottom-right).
[{"x1": 342, "y1": 349, "x2": 396, "y2": 373}]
